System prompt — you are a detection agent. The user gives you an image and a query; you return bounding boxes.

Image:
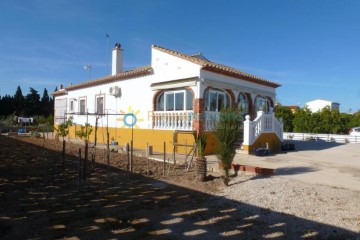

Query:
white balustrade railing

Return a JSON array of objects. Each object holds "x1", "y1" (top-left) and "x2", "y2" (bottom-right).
[
  {"x1": 243, "y1": 111, "x2": 283, "y2": 146},
  {"x1": 205, "y1": 111, "x2": 220, "y2": 131},
  {"x1": 153, "y1": 111, "x2": 193, "y2": 130}
]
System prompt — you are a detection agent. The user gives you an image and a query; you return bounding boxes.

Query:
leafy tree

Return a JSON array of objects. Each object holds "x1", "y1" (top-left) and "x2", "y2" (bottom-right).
[
  {"x1": 339, "y1": 113, "x2": 352, "y2": 134},
  {"x1": 54, "y1": 118, "x2": 73, "y2": 141},
  {"x1": 349, "y1": 112, "x2": 360, "y2": 129},
  {"x1": 275, "y1": 105, "x2": 294, "y2": 132},
  {"x1": 75, "y1": 123, "x2": 93, "y2": 143},
  {"x1": 293, "y1": 107, "x2": 312, "y2": 133}
]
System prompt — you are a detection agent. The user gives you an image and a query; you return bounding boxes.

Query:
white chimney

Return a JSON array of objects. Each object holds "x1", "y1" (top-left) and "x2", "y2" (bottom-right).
[{"x1": 112, "y1": 43, "x2": 123, "y2": 75}]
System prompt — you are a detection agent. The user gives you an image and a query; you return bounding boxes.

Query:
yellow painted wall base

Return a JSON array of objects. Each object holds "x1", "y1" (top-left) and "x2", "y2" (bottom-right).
[
  {"x1": 242, "y1": 133, "x2": 282, "y2": 154},
  {"x1": 56, "y1": 125, "x2": 280, "y2": 156},
  {"x1": 66, "y1": 125, "x2": 201, "y2": 155},
  {"x1": 55, "y1": 125, "x2": 220, "y2": 155}
]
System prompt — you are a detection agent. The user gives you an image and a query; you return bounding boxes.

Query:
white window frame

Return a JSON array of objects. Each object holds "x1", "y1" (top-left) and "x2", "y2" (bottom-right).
[
  {"x1": 79, "y1": 97, "x2": 87, "y2": 114},
  {"x1": 237, "y1": 93, "x2": 249, "y2": 114},
  {"x1": 54, "y1": 98, "x2": 68, "y2": 124},
  {"x1": 95, "y1": 94, "x2": 105, "y2": 115},
  {"x1": 156, "y1": 89, "x2": 192, "y2": 111},
  {"x1": 255, "y1": 96, "x2": 269, "y2": 112},
  {"x1": 206, "y1": 89, "x2": 228, "y2": 112},
  {"x1": 69, "y1": 98, "x2": 76, "y2": 113}
]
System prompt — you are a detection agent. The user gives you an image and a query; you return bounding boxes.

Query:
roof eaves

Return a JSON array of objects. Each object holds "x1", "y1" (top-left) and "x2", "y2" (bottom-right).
[
  {"x1": 152, "y1": 45, "x2": 208, "y2": 66},
  {"x1": 152, "y1": 45, "x2": 281, "y2": 88},
  {"x1": 202, "y1": 64, "x2": 281, "y2": 88},
  {"x1": 53, "y1": 65, "x2": 153, "y2": 94}
]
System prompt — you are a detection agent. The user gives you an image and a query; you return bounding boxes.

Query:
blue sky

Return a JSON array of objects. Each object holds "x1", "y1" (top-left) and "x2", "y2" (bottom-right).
[{"x1": 1, "y1": 0, "x2": 359, "y2": 112}]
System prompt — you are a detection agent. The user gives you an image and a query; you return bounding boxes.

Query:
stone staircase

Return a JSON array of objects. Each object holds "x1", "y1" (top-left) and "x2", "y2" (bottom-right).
[{"x1": 233, "y1": 132, "x2": 247, "y2": 154}]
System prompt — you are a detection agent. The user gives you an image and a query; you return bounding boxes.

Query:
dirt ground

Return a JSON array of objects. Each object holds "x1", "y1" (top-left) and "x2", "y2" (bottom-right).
[
  {"x1": 0, "y1": 135, "x2": 357, "y2": 239},
  {"x1": 0, "y1": 135, "x2": 224, "y2": 240}
]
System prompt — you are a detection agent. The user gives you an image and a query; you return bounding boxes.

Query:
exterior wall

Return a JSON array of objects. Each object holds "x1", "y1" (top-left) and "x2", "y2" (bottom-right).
[
  {"x1": 64, "y1": 75, "x2": 153, "y2": 131},
  {"x1": 200, "y1": 70, "x2": 277, "y2": 101},
  {"x1": 67, "y1": 125, "x2": 195, "y2": 154},
  {"x1": 151, "y1": 48, "x2": 202, "y2": 86},
  {"x1": 306, "y1": 99, "x2": 340, "y2": 112},
  {"x1": 200, "y1": 70, "x2": 277, "y2": 120}
]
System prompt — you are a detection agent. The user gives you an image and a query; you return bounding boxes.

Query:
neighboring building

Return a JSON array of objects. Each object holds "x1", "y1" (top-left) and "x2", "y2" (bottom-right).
[
  {"x1": 305, "y1": 99, "x2": 340, "y2": 113},
  {"x1": 283, "y1": 105, "x2": 300, "y2": 113},
  {"x1": 52, "y1": 44, "x2": 282, "y2": 154}
]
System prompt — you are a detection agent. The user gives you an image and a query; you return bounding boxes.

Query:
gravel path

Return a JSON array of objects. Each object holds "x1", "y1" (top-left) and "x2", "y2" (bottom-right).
[{"x1": 214, "y1": 173, "x2": 360, "y2": 239}]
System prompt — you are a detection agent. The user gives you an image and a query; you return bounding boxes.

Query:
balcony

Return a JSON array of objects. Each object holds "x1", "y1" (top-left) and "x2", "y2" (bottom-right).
[{"x1": 153, "y1": 111, "x2": 193, "y2": 130}]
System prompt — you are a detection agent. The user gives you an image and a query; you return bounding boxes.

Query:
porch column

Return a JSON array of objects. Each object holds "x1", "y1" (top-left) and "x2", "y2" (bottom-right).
[
  {"x1": 193, "y1": 98, "x2": 205, "y2": 134},
  {"x1": 242, "y1": 115, "x2": 253, "y2": 153}
]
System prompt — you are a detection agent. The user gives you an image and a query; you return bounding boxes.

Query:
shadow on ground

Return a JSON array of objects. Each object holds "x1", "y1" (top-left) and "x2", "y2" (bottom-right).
[
  {"x1": 275, "y1": 166, "x2": 318, "y2": 176},
  {"x1": 0, "y1": 136, "x2": 357, "y2": 239},
  {"x1": 283, "y1": 139, "x2": 343, "y2": 152}
]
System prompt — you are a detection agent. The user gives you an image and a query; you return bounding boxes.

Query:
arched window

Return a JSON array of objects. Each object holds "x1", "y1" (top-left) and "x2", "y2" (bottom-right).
[
  {"x1": 237, "y1": 93, "x2": 249, "y2": 114},
  {"x1": 204, "y1": 88, "x2": 230, "y2": 112},
  {"x1": 255, "y1": 96, "x2": 270, "y2": 112},
  {"x1": 155, "y1": 89, "x2": 193, "y2": 111}
]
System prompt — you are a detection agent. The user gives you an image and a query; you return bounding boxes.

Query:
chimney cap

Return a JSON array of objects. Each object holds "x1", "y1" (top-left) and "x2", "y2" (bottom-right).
[{"x1": 114, "y1": 43, "x2": 121, "y2": 49}]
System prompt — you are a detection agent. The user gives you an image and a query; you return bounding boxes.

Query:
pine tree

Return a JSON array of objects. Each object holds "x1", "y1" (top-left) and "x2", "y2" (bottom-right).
[
  {"x1": 25, "y1": 88, "x2": 41, "y2": 116},
  {"x1": 14, "y1": 86, "x2": 25, "y2": 115},
  {"x1": 41, "y1": 88, "x2": 50, "y2": 117}
]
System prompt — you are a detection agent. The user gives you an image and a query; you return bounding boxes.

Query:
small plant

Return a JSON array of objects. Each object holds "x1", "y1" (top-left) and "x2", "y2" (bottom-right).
[
  {"x1": 194, "y1": 132, "x2": 207, "y2": 157},
  {"x1": 53, "y1": 118, "x2": 73, "y2": 171},
  {"x1": 253, "y1": 147, "x2": 269, "y2": 156},
  {"x1": 31, "y1": 131, "x2": 41, "y2": 138},
  {"x1": 75, "y1": 123, "x2": 93, "y2": 143},
  {"x1": 193, "y1": 132, "x2": 207, "y2": 182},
  {"x1": 53, "y1": 118, "x2": 73, "y2": 141}
]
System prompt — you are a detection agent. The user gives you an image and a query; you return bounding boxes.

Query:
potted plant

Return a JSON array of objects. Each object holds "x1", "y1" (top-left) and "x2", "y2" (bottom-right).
[
  {"x1": 288, "y1": 142, "x2": 295, "y2": 151},
  {"x1": 193, "y1": 132, "x2": 207, "y2": 182},
  {"x1": 253, "y1": 147, "x2": 269, "y2": 156}
]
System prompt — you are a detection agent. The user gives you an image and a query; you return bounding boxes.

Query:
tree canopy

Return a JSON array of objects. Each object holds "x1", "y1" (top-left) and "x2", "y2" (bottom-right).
[
  {"x1": 0, "y1": 86, "x2": 54, "y2": 117},
  {"x1": 275, "y1": 105, "x2": 360, "y2": 134}
]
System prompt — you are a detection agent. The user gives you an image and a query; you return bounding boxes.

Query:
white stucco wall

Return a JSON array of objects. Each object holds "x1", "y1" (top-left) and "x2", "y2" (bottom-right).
[
  {"x1": 305, "y1": 99, "x2": 340, "y2": 112},
  {"x1": 58, "y1": 74, "x2": 154, "y2": 129},
  {"x1": 200, "y1": 70, "x2": 277, "y2": 104},
  {"x1": 151, "y1": 47, "x2": 202, "y2": 84}
]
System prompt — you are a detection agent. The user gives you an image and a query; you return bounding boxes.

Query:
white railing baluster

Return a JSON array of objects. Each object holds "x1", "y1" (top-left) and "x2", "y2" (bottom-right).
[
  {"x1": 244, "y1": 111, "x2": 284, "y2": 146},
  {"x1": 153, "y1": 111, "x2": 194, "y2": 130}
]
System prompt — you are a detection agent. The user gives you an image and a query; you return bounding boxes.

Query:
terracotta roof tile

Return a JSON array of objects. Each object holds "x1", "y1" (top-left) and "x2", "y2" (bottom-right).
[
  {"x1": 52, "y1": 65, "x2": 152, "y2": 95},
  {"x1": 152, "y1": 45, "x2": 281, "y2": 88}
]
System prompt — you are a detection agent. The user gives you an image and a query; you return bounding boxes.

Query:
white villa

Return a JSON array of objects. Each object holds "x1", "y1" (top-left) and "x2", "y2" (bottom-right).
[
  {"x1": 53, "y1": 44, "x2": 283, "y2": 154},
  {"x1": 305, "y1": 99, "x2": 340, "y2": 113}
]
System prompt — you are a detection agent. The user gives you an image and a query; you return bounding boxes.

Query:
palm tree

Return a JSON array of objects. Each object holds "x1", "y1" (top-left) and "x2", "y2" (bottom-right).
[
  {"x1": 194, "y1": 132, "x2": 207, "y2": 182},
  {"x1": 214, "y1": 108, "x2": 242, "y2": 186}
]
